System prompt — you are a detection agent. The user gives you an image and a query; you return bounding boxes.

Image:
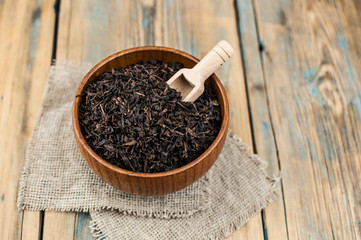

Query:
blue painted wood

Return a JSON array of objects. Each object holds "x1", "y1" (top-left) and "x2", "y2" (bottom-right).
[
  {"x1": 74, "y1": 213, "x2": 94, "y2": 240},
  {"x1": 29, "y1": 5, "x2": 41, "y2": 69},
  {"x1": 253, "y1": 0, "x2": 361, "y2": 239},
  {"x1": 0, "y1": 0, "x2": 56, "y2": 238}
]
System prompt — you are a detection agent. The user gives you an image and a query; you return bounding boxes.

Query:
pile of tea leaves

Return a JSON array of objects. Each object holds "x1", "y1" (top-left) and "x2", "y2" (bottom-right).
[{"x1": 79, "y1": 60, "x2": 221, "y2": 173}]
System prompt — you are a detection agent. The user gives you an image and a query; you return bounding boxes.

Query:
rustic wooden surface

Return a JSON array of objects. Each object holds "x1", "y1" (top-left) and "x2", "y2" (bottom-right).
[{"x1": 0, "y1": 0, "x2": 360, "y2": 239}]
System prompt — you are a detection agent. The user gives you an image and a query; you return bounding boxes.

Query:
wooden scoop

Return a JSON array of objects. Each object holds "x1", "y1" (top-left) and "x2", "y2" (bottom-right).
[{"x1": 167, "y1": 40, "x2": 234, "y2": 102}]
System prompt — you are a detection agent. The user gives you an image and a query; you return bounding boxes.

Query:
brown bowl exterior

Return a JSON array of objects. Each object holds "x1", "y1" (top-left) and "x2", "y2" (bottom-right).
[{"x1": 72, "y1": 47, "x2": 229, "y2": 195}]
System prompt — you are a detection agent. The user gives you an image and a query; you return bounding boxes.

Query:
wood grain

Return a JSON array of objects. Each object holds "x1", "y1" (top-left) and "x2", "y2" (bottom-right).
[
  {"x1": 73, "y1": 212, "x2": 94, "y2": 240},
  {"x1": 43, "y1": 211, "x2": 75, "y2": 239},
  {"x1": 235, "y1": 0, "x2": 289, "y2": 239},
  {"x1": 53, "y1": 0, "x2": 263, "y2": 238},
  {"x1": 12, "y1": 0, "x2": 361, "y2": 238},
  {"x1": 253, "y1": 0, "x2": 361, "y2": 238},
  {"x1": 21, "y1": 211, "x2": 42, "y2": 240},
  {"x1": 0, "y1": 0, "x2": 55, "y2": 239}
]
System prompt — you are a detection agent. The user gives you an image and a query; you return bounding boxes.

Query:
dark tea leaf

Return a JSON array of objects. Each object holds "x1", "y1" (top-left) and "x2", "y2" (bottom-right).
[{"x1": 79, "y1": 60, "x2": 221, "y2": 173}]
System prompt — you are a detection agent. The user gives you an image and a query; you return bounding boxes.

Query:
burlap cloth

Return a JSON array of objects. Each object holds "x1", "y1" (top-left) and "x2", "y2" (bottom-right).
[{"x1": 18, "y1": 61, "x2": 279, "y2": 239}]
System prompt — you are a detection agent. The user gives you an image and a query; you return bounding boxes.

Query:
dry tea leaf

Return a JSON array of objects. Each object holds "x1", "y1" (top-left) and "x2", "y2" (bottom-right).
[
  {"x1": 123, "y1": 140, "x2": 137, "y2": 146},
  {"x1": 79, "y1": 60, "x2": 221, "y2": 173}
]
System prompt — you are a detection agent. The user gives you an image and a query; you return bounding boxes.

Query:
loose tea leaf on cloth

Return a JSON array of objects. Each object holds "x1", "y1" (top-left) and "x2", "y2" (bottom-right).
[
  {"x1": 89, "y1": 134, "x2": 279, "y2": 240},
  {"x1": 17, "y1": 61, "x2": 211, "y2": 218}
]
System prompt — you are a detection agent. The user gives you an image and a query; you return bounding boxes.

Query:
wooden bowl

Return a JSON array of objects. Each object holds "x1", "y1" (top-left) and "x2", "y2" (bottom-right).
[{"x1": 72, "y1": 47, "x2": 229, "y2": 195}]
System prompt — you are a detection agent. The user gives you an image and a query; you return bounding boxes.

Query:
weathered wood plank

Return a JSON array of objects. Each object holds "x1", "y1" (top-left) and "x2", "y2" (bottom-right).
[
  {"x1": 43, "y1": 211, "x2": 76, "y2": 239},
  {"x1": 51, "y1": 0, "x2": 263, "y2": 238},
  {"x1": 40, "y1": 0, "x2": 79, "y2": 238},
  {"x1": 21, "y1": 211, "x2": 42, "y2": 240},
  {"x1": 154, "y1": 0, "x2": 264, "y2": 237},
  {"x1": 73, "y1": 213, "x2": 94, "y2": 240},
  {"x1": 235, "y1": 0, "x2": 289, "y2": 239},
  {"x1": 0, "y1": 0, "x2": 55, "y2": 239},
  {"x1": 254, "y1": 0, "x2": 361, "y2": 238}
]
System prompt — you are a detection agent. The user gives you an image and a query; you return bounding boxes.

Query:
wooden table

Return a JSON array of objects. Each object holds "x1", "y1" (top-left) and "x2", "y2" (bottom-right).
[{"x1": 1, "y1": 0, "x2": 360, "y2": 239}]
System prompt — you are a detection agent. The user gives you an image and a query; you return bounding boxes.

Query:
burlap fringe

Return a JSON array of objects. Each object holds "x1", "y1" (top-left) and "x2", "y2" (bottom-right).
[
  {"x1": 90, "y1": 220, "x2": 106, "y2": 240},
  {"x1": 17, "y1": 160, "x2": 31, "y2": 212}
]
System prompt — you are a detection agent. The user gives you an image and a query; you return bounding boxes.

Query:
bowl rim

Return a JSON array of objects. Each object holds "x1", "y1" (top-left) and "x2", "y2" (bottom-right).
[{"x1": 72, "y1": 46, "x2": 229, "y2": 178}]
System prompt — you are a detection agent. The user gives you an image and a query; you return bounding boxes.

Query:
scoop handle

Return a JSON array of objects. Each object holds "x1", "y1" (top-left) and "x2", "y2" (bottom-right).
[{"x1": 192, "y1": 40, "x2": 234, "y2": 83}]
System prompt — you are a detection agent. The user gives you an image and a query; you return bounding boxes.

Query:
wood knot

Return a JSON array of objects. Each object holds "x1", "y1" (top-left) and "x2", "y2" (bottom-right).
[
  {"x1": 252, "y1": 83, "x2": 265, "y2": 92},
  {"x1": 279, "y1": 9, "x2": 287, "y2": 26},
  {"x1": 316, "y1": 65, "x2": 344, "y2": 115}
]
